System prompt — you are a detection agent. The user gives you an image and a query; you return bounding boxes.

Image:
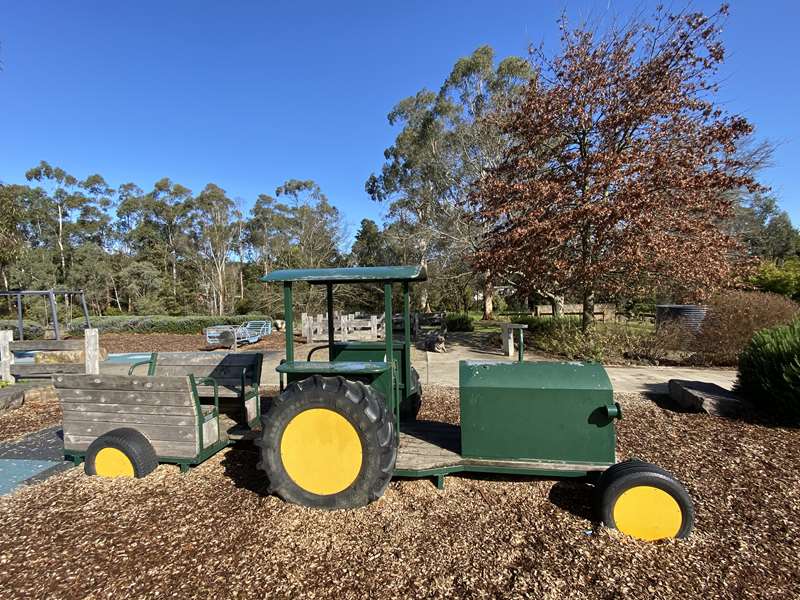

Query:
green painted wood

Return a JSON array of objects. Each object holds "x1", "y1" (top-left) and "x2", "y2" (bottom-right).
[
  {"x1": 459, "y1": 360, "x2": 617, "y2": 465},
  {"x1": 262, "y1": 265, "x2": 427, "y2": 284}
]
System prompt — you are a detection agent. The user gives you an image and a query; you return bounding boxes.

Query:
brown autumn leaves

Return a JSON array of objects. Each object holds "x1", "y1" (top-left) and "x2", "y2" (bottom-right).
[{"x1": 470, "y1": 5, "x2": 760, "y2": 322}]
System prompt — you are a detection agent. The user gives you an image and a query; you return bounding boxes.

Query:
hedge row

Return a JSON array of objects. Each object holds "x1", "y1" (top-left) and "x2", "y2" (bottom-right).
[{"x1": 0, "y1": 315, "x2": 273, "y2": 338}]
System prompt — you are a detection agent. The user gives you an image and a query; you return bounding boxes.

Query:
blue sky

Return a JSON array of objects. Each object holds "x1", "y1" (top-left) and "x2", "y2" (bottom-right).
[{"x1": 1, "y1": 1, "x2": 798, "y2": 240}]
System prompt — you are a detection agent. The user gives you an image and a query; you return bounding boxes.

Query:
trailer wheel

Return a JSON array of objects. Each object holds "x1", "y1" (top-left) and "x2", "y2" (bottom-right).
[
  {"x1": 85, "y1": 428, "x2": 158, "y2": 479},
  {"x1": 400, "y1": 368, "x2": 422, "y2": 422},
  {"x1": 257, "y1": 375, "x2": 397, "y2": 509},
  {"x1": 597, "y1": 461, "x2": 694, "y2": 541}
]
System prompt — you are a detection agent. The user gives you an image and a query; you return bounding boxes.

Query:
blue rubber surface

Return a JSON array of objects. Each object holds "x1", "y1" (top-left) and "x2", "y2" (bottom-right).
[
  {"x1": 0, "y1": 427, "x2": 72, "y2": 496},
  {"x1": 0, "y1": 459, "x2": 65, "y2": 495}
]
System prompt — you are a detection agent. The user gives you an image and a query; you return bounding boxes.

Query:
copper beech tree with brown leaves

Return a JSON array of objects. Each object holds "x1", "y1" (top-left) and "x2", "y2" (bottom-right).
[{"x1": 472, "y1": 5, "x2": 761, "y2": 329}]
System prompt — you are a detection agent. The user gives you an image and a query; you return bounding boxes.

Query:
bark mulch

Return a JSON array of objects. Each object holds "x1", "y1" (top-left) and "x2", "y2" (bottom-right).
[
  {"x1": 99, "y1": 332, "x2": 286, "y2": 353},
  {"x1": 0, "y1": 393, "x2": 61, "y2": 444},
  {"x1": 0, "y1": 388, "x2": 798, "y2": 599}
]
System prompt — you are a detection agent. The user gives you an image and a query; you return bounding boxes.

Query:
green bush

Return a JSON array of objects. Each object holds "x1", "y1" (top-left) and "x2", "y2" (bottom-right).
[
  {"x1": 446, "y1": 313, "x2": 474, "y2": 332},
  {"x1": 69, "y1": 314, "x2": 273, "y2": 336},
  {"x1": 736, "y1": 320, "x2": 800, "y2": 423},
  {"x1": 0, "y1": 320, "x2": 44, "y2": 340}
]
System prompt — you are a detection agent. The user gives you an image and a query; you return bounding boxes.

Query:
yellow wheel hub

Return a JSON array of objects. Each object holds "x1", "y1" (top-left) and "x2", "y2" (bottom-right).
[
  {"x1": 280, "y1": 408, "x2": 363, "y2": 496},
  {"x1": 613, "y1": 485, "x2": 683, "y2": 541},
  {"x1": 94, "y1": 447, "x2": 135, "y2": 478}
]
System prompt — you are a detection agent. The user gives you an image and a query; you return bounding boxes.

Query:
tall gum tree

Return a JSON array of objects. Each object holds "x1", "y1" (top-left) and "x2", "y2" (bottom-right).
[{"x1": 472, "y1": 5, "x2": 762, "y2": 330}]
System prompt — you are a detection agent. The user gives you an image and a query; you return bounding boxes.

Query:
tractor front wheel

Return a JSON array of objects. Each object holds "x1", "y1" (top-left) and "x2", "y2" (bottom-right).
[
  {"x1": 596, "y1": 460, "x2": 694, "y2": 541},
  {"x1": 257, "y1": 375, "x2": 396, "y2": 509}
]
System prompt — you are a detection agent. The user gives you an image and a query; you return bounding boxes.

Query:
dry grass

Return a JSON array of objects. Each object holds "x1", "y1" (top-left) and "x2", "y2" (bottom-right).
[{"x1": 0, "y1": 388, "x2": 798, "y2": 599}]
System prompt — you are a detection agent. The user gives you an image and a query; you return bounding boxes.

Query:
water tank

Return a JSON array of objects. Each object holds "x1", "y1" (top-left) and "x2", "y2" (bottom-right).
[{"x1": 655, "y1": 304, "x2": 707, "y2": 332}]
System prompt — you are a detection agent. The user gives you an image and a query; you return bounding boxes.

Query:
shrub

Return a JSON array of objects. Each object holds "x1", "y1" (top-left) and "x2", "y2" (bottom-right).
[
  {"x1": 446, "y1": 313, "x2": 474, "y2": 332},
  {"x1": 0, "y1": 320, "x2": 44, "y2": 340},
  {"x1": 64, "y1": 314, "x2": 273, "y2": 336},
  {"x1": 736, "y1": 320, "x2": 800, "y2": 423},
  {"x1": 692, "y1": 291, "x2": 800, "y2": 365}
]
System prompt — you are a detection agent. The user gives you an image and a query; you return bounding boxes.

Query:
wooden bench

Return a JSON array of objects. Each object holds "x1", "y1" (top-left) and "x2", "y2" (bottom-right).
[
  {"x1": 53, "y1": 373, "x2": 227, "y2": 467},
  {"x1": 127, "y1": 351, "x2": 264, "y2": 428}
]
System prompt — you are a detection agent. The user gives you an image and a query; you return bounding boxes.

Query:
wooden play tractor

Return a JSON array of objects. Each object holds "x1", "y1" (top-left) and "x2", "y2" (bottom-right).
[{"x1": 258, "y1": 266, "x2": 694, "y2": 541}]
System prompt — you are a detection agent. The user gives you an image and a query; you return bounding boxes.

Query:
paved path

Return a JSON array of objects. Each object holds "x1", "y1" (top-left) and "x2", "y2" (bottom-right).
[{"x1": 99, "y1": 342, "x2": 737, "y2": 394}]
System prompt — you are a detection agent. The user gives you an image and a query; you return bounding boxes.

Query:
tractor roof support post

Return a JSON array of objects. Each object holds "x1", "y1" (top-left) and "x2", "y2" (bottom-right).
[
  {"x1": 16, "y1": 293, "x2": 23, "y2": 341},
  {"x1": 326, "y1": 283, "x2": 334, "y2": 353},
  {"x1": 383, "y1": 282, "x2": 397, "y2": 430},
  {"x1": 402, "y1": 282, "x2": 411, "y2": 405},
  {"x1": 283, "y1": 282, "x2": 294, "y2": 362}
]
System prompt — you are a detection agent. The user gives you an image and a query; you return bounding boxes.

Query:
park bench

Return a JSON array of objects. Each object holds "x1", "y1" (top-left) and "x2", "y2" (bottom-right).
[
  {"x1": 127, "y1": 351, "x2": 264, "y2": 430},
  {"x1": 53, "y1": 373, "x2": 228, "y2": 470}
]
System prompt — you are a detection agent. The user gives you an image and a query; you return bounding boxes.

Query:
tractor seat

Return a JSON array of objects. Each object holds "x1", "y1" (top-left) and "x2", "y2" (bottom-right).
[{"x1": 276, "y1": 360, "x2": 390, "y2": 375}]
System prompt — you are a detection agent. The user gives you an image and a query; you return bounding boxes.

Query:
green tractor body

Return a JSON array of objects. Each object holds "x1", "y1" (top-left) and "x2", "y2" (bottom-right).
[{"x1": 258, "y1": 265, "x2": 694, "y2": 541}]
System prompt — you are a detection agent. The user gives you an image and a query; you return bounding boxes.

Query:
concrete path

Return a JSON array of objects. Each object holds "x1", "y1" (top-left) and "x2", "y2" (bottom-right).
[{"x1": 97, "y1": 341, "x2": 737, "y2": 395}]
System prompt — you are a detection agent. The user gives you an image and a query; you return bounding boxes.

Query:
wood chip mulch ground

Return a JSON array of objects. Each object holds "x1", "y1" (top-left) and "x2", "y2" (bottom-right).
[
  {"x1": 99, "y1": 332, "x2": 286, "y2": 353},
  {"x1": 0, "y1": 393, "x2": 61, "y2": 444},
  {"x1": 0, "y1": 388, "x2": 798, "y2": 599}
]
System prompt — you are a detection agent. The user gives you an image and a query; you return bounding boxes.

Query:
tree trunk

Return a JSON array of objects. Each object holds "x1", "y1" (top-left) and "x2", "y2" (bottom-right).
[
  {"x1": 551, "y1": 295, "x2": 564, "y2": 319},
  {"x1": 56, "y1": 204, "x2": 66, "y2": 281},
  {"x1": 582, "y1": 288, "x2": 595, "y2": 332},
  {"x1": 482, "y1": 271, "x2": 494, "y2": 320}
]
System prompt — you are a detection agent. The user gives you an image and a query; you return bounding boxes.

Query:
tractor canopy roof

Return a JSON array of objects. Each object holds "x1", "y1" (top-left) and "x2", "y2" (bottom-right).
[{"x1": 261, "y1": 265, "x2": 427, "y2": 285}]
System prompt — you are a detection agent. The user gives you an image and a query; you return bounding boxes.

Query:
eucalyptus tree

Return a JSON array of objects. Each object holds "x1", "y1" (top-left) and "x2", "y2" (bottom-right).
[{"x1": 367, "y1": 46, "x2": 532, "y2": 317}]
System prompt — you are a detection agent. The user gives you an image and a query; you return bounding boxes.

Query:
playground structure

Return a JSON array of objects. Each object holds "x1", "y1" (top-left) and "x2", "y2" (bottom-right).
[
  {"x1": 205, "y1": 320, "x2": 272, "y2": 349},
  {"x1": 0, "y1": 289, "x2": 91, "y2": 341},
  {"x1": 257, "y1": 265, "x2": 694, "y2": 541},
  {"x1": 0, "y1": 329, "x2": 100, "y2": 384}
]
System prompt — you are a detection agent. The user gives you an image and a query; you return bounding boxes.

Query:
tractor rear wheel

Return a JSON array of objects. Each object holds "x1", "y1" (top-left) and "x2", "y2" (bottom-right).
[
  {"x1": 257, "y1": 375, "x2": 396, "y2": 509},
  {"x1": 597, "y1": 460, "x2": 694, "y2": 541}
]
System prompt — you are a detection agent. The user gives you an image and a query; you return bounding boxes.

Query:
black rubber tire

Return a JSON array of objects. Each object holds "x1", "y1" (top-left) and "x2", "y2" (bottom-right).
[
  {"x1": 597, "y1": 462, "x2": 695, "y2": 540},
  {"x1": 257, "y1": 375, "x2": 397, "y2": 509},
  {"x1": 84, "y1": 428, "x2": 159, "y2": 478},
  {"x1": 399, "y1": 368, "x2": 422, "y2": 422}
]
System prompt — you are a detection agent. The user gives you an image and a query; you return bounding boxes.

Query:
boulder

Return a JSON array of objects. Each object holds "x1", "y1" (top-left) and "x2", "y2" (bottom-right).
[{"x1": 668, "y1": 379, "x2": 749, "y2": 417}]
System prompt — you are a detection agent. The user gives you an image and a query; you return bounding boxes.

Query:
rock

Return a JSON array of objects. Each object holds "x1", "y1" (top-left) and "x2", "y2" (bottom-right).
[
  {"x1": 34, "y1": 348, "x2": 108, "y2": 364},
  {"x1": 668, "y1": 379, "x2": 749, "y2": 417},
  {"x1": 423, "y1": 332, "x2": 447, "y2": 353},
  {"x1": 0, "y1": 386, "x2": 26, "y2": 413}
]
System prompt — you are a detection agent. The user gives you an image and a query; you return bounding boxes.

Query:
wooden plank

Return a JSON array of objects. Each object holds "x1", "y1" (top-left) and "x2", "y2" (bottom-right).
[
  {"x1": 9, "y1": 340, "x2": 84, "y2": 351},
  {"x1": 56, "y1": 389, "x2": 195, "y2": 407},
  {"x1": 53, "y1": 374, "x2": 191, "y2": 392},
  {"x1": 84, "y1": 329, "x2": 100, "y2": 375},
  {"x1": 63, "y1": 410, "x2": 197, "y2": 427},
  {"x1": 0, "y1": 330, "x2": 13, "y2": 383},
  {"x1": 61, "y1": 401, "x2": 196, "y2": 416},
  {"x1": 154, "y1": 352, "x2": 261, "y2": 366},
  {"x1": 12, "y1": 364, "x2": 85, "y2": 376},
  {"x1": 155, "y1": 365, "x2": 256, "y2": 380},
  {"x1": 64, "y1": 435, "x2": 197, "y2": 458},
  {"x1": 195, "y1": 385, "x2": 241, "y2": 398},
  {"x1": 63, "y1": 421, "x2": 197, "y2": 442}
]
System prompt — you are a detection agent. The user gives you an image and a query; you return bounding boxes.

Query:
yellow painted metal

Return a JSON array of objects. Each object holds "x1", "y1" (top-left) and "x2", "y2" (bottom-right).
[
  {"x1": 613, "y1": 485, "x2": 683, "y2": 541},
  {"x1": 94, "y1": 447, "x2": 135, "y2": 478},
  {"x1": 280, "y1": 408, "x2": 363, "y2": 495}
]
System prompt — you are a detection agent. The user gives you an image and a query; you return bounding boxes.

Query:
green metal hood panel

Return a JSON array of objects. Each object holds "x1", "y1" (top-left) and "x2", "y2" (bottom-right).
[
  {"x1": 460, "y1": 360, "x2": 611, "y2": 391},
  {"x1": 459, "y1": 360, "x2": 616, "y2": 464},
  {"x1": 262, "y1": 265, "x2": 427, "y2": 284}
]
